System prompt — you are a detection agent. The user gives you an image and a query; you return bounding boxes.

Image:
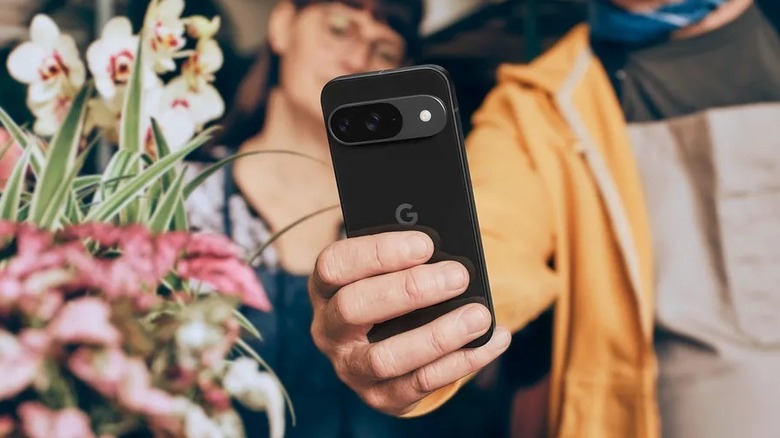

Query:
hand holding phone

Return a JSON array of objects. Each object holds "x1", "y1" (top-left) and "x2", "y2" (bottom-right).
[
  {"x1": 308, "y1": 230, "x2": 511, "y2": 415},
  {"x1": 307, "y1": 65, "x2": 511, "y2": 415}
]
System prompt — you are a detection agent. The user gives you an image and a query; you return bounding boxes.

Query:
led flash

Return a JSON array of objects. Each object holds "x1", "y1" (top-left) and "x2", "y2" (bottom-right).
[{"x1": 420, "y1": 110, "x2": 432, "y2": 122}]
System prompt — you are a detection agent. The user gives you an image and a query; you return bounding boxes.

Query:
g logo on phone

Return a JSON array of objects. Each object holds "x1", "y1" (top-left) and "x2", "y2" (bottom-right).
[{"x1": 395, "y1": 203, "x2": 418, "y2": 225}]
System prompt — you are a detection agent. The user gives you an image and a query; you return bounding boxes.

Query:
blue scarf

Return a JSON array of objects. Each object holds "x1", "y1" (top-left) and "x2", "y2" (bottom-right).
[{"x1": 590, "y1": 0, "x2": 727, "y2": 45}]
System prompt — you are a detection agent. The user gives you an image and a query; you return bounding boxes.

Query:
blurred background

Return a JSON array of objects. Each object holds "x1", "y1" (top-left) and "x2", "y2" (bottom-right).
[
  {"x1": 0, "y1": 0, "x2": 595, "y2": 134},
  {"x1": 1, "y1": 1, "x2": 778, "y2": 436},
  {"x1": 0, "y1": 1, "x2": 583, "y2": 436}
]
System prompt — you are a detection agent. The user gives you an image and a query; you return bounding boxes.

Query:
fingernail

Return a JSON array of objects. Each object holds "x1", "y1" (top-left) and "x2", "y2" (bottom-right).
[
  {"x1": 462, "y1": 306, "x2": 489, "y2": 334},
  {"x1": 444, "y1": 262, "x2": 467, "y2": 290},
  {"x1": 405, "y1": 234, "x2": 430, "y2": 260}
]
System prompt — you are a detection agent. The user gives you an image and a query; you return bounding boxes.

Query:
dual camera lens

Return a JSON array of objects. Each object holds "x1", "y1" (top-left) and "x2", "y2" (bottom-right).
[
  {"x1": 331, "y1": 103, "x2": 402, "y2": 144},
  {"x1": 337, "y1": 112, "x2": 381, "y2": 133}
]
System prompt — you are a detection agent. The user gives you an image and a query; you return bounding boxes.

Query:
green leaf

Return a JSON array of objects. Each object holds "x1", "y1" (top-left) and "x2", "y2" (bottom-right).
[
  {"x1": 28, "y1": 84, "x2": 91, "y2": 226},
  {"x1": 0, "y1": 107, "x2": 43, "y2": 176},
  {"x1": 38, "y1": 140, "x2": 95, "y2": 228},
  {"x1": 233, "y1": 308, "x2": 262, "y2": 341},
  {"x1": 183, "y1": 149, "x2": 328, "y2": 199},
  {"x1": 118, "y1": 37, "x2": 148, "y2": 223},
  {"x1": 28, "y1": 141, "x2": 45, "y2": 178},
  {"x1": 0, "y1": 136, "x2": 13, "y2": 162},
  {"x1": 172, "y1": 199, "x2": 188, "y2": 231},
  {"x1": 247, "y1": 204, "x2": 339, "y2": 265},
  {"x1": 147, "y1": 119, "x2": 176, "y2": 209},
  {"x1": 74, "y1": 175, "x2": 102, "y2": 192},
  {"x1": 0, "y1": 147, "x2": 31, "y2": 221},
  {"x1": 148, "y1": 169, "x2": 187, "y2": 233},
  {"x1": 0, "y1": 107, "x2": 28, "y2": 151},
  {"x1": 120, "y1": 38, "x2": 146, "y2": 154},
  {"x1": 64, "y1": 190, "x2": 84, "y2": 224},
  {"x1": 85, "y1": 131, "x2": 213, "y2": 223},
  {"x1": 152, "y1": 119, "x2": 172, "y2": 160},
  {"x1": 92, "y1": 149, "x2": 135, "y2": 208}
]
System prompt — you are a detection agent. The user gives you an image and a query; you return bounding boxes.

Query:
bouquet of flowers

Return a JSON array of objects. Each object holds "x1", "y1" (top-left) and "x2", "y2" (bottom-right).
[
  {"x1": 0, "y1": 1, "x2": 288, "y2": 437},
  {"x1": 0, "y1": 223, "x2": 283, "y2": 438}
]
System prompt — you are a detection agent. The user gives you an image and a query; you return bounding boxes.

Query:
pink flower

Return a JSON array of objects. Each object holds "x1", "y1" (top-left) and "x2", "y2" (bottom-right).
[
  {"x1": 0, "y1": 221, "x2": 17, "y2": 240},
  {"x1": 0, "y1": 274, "x2": 23, "y2": 313},
  {"x1": 18, "y1": 402, "x2": 95, "y2": 438},
  {"x1": 184, "y1": 232, "x2": 241, "y2": 259},
  {"x1": 174, "y1": 231, "x2": 270, "y2": 311},
  {"x1": 178, "y1": 256, "x2": 270, "y2": 311},
  {"x1": 68, "y1": 347, "x2": 127, "y2": 397},
  {"x1": 61, "y1": 224, "x2": 175, "y2": 295},
  {"x1": 20, "y1": 329, "x2": 51, "y2": 353},
  {"x1": 118, "y1": 358, "x2": 178, "y2": 417},
  {"x1": 134, "y1": 293, "x2": 163, "y2": 312},
  {"x1": 20, "y1": 289, "x2": 64, "y2": 321},
  {"x1": 15, "y1": 224, "x2": 54, "y2": 258},
  {"x1": 164, "y1": 365, "x2": 197, "y2": 392},
  {"x1": 153, "y1": 231, "x2": 189, "y2": 277},
  {"x1": 201, "y1": 380, "x2": 231, "y2": 412},
  {"x1": 0, "y1": 415, "x2": 14, "y2": 437},
  {"x1": 57, "y1": 222, "x2": 124, "y2": 247},
  {"x1": 49, "y1": 297, "x2": 121, "y2": 346},
  {"x1": 0, "y1": 330, "x2": 48, "y2": 401}
]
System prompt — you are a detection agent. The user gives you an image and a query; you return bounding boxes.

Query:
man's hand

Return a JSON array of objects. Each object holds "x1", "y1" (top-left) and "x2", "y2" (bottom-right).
[{"x1": 308, "y1": 231, "x2": 511, "y2": 416}]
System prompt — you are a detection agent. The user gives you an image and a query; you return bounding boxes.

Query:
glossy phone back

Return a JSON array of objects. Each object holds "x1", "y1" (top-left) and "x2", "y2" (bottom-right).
[{"x1": 320, "y1": 65, "x2": 494, "y2": 348}]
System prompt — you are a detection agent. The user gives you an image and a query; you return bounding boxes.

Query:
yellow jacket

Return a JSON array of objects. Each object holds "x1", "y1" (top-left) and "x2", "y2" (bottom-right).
[{"x1": 408, "y1": 25, "x2": 660, "y2": 437}]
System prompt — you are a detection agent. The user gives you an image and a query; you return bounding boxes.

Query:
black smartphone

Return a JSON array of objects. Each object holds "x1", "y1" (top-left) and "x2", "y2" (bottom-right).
[{"x1": 320, "y1": 65, "x2": 495, "y2": 348}]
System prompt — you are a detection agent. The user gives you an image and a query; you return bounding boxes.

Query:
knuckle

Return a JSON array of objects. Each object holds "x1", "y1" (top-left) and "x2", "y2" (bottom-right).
[
  {"x1": 412, "y1": 365, "x2": 438, "y2": 395},
  {"x1": 371, "y1": 237, "x2": 389, "y2": 271},
  {"x1": 333, "y1": 347, "x2": 359, "y2": 382},
  {"x1": 310, "y1": 318, "x2": 330, "y2": 354},
  {"x1": 333, "y1": 355, "x2": 352, "y2": 383},
  {"x1": 427, "y1": 323, "x2": 450, "y2": 357},
  {"x1": 460, "y1": 348, "x2": 483, "y2": 374},
  {"x1": 403, "y1": 268, "x2": 426, "y2": 304},
  {"x1": 363, "y1": 387, "x2": 390, "y2": 412},
  {"x1": 315, "y1": 245, "x2": 341, "y2": 286},
  {"x1": 366, "y1": 344, "x2": 396, "y2": 380},
  {"x1": 332, "y1": 290, "x2": 357, "y2": 326}
]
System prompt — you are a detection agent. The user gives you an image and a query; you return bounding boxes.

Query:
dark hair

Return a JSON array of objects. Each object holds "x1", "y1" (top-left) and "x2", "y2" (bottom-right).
[{"x1": 209, "y1": 0, "x2": 424, "y2": 157}]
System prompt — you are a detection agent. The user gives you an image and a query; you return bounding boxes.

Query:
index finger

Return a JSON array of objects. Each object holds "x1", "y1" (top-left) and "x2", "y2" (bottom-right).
[{"x1": 309, "y1": 231, "x2": 434, "y2": 301}]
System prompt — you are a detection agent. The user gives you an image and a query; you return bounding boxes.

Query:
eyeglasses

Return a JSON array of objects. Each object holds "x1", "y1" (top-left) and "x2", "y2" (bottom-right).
[{"x1": 319, "y1": 5, "x2": 407, "y2": 69}]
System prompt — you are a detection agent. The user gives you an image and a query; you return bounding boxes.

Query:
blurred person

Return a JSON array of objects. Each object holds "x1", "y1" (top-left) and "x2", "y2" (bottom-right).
[
  {"x1": 184, "y1": 1, "x2": 432, "y2": 437},
  {"x1": 306, "y1": 0, "x2": 780, "y2": 437}
]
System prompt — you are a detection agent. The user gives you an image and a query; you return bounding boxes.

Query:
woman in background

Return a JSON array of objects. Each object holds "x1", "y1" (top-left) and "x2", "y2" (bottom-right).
[{"x1": 185, "y1": 1, "x2": 427, "y2": 436}]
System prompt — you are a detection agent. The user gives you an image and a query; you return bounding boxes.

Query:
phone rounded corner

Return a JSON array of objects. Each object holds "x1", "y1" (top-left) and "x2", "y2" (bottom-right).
[
  {"x1": 421, "y1": 64, "x2": 453, "y2": 80},
  {"x1": 464, "y1": 323, "x2": 495, "y2": 349}
]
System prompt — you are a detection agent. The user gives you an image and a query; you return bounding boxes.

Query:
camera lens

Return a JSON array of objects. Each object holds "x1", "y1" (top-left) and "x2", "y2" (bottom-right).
[
  {"x1": 365, "y1": 112, "x2": 381, "y2": 132},
  {"x1": 338, "y1": 118, "x2": 351, "y2": 132}
]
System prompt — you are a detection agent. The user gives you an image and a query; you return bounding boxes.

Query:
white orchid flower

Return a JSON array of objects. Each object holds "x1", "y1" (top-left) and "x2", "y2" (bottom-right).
[
  {"x1": 212, "y1": 410, "x2": 245, "y2": 438},
  {"x1": 165, "y1": 76, "x2": 224, "y2": 126},
  {"x1": 182, "y1": 39, "x2": 223, "y2": 92},
  {"x1": 147, "y1": 76, "x2": 223, "y2": 151},
  {"x1": 185, "y1": 16, "x2": 221, "y2": 40},
  {"x1": 6, "y1": 14, "x2": 85, "y2": 106},
  {"x1": 222, "y1": 358, "x2": 285, "y2": 438},
  {"x1": 142, "y1": 81, "x2": 193, "y2": 153},
  {"x1": 147, "y1": 0, "x2": 187, "y2": 73},
  {"x1": 28, "y1": 94, "x2": 72, "y2": 137},
  {"x1": 182, "y1": 401, "x2": 223, "y2": 438},
  {"x1": 87, "y1": 17, "x2": 157, "y2": 100}
]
